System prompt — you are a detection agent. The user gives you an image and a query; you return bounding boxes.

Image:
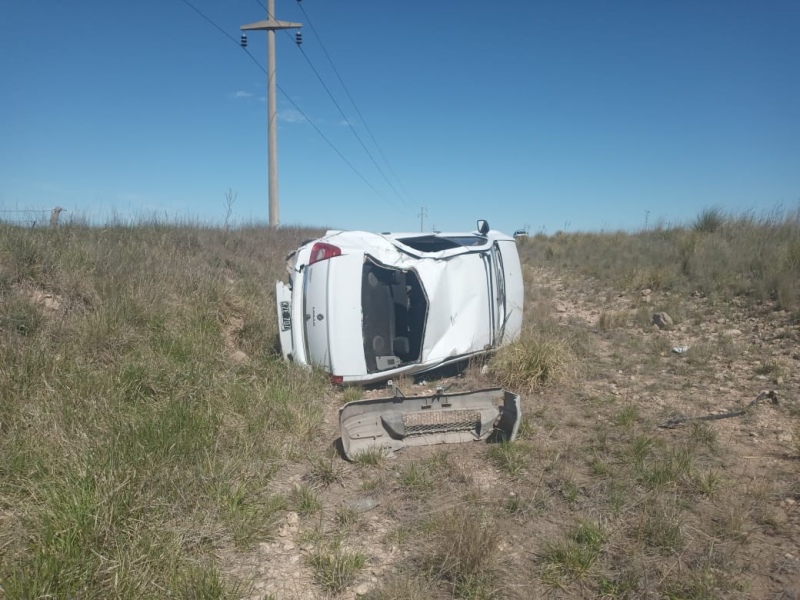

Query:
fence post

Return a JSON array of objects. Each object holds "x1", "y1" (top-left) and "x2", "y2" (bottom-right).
[{"x1": 50, "y1": 206, "x2": 63, "y2": 228}]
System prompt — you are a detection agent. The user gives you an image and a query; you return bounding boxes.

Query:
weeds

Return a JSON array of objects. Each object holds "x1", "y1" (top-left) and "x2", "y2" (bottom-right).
[
  {"x1": 489, "y1": 327, "x2": 575, "y2": 391},
  {"x1": 693, "y1": 207, "x2": 727, "y2": 233},
  {"x1": 488, "y1": 439, "x2": 529, "y2": 478},
  {"x1": 541, "y1": 520, "x2": 604, "y2": 585},
  {"x1": 307, "y1": 542, "x2": 366, "y2": 594},
  {"x1": 352, "y1": 446, "x2": 386, "y2": 467},
  {"x1": 398, "y1": 461, "x2": 436, "y2": 494},
  {"x1": 615, "y1": 405, "x2": 638, "y2": 428},
  {"x1": 1, "y1": 212, "x2": 798, "y2": 599},
  {"x1": 291, "y1": 484, "x2": 322, "y2": 514},
  {"x1": 636, "y1": 498, "x2": 685, "y2": 552},
  {"x1": 423, "y1": 507, "x2": 501, "y2": 599},
  {"x1": 307, "y1": 453, "x2": 344, "y2": 488}
]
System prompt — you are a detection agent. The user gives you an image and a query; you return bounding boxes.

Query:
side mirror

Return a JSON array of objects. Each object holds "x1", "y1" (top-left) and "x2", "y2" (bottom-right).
[{"x1": 477, "y1": 219, "x2": 490, "y2": 235}]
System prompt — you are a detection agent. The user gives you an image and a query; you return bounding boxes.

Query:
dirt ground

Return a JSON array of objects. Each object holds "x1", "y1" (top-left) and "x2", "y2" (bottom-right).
[{"x1": 223, "y1": 265, "x2": 800, "y2": 599}]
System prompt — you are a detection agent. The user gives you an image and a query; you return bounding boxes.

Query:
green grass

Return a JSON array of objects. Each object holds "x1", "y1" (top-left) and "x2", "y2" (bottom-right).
[
  {"x1": 0, "y1": 220, "x2": 327, "y2": 596},
  {"x1": 2, "y1": 210, "x2": 798, "y2": 599},
  {"x1": 307, "y1": 542, "x2": 366, "y2": 594},
  {"x1": 488, "y1": 439, "x2": 529, "y2": 478},
  {"x1": 540, "y1": 520, "x2": 605, "y2": 585},
  {"x1": 423, "y1": 507, "x2": 501, "y2": 599},
  {"x1": 488, "y1": 325, "x2": 576, "y2": 391},
  {"x1": 517, "y1": 206, "x2": 800, "y2": 308}
]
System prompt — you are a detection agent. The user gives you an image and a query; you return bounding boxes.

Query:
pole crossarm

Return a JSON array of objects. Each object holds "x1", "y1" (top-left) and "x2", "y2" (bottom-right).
[{"x1": 241, "y1": 19, "x2": 302, "y2": 31}]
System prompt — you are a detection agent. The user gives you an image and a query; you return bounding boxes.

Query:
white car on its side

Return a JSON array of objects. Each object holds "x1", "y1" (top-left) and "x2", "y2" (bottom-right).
[{"x1": 275, "y1": 220, "x2": 524, "y2": 385}]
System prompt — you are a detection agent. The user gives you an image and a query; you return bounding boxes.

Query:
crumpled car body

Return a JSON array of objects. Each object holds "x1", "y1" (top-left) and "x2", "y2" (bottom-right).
[{"x1": 275, "y1": 222, "x2": 524, "y2": 385}]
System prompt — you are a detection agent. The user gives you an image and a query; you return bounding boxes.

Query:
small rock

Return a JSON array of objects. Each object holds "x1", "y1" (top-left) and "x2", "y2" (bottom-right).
[
  {"x1": 652, "y1": 312, "x2": 673, "y2": 330},
  {"x1": 286, "y1": 512, "x2": 300, "y2": 525},
  {"x1": 555, "y1": 302, "x2": 568, "y2": 313},
  {"x1": 641, "y1": 288, "x2": 651, "y2": 297},
  {"x1": 355, "y1": 583, "x2": 371, "y2": 596},
  {"x1": 282, "y1": 541, "x2": 296, "y2": 551},
  {"x1": 258, "y1": 542, "x2": 272, "y2": 554},
  {"x1": 722, "y1": 329, "x2": 742, "y2": 337},
  {"x1": 300, "y1": 543, "x2": 314, "y2": 552},
  {"x1": 775, "y1": 376, "x2": 784, "y2": 385},
  {"x1": 755, "y1": 375, "x2": 768, "y2": 381},
  {"x1": 777, "y1": 432, "x2": 793, "y2": 443},
  {"x1": 749, "y1": 432, "x2": 758, "y2": 437},
  {"x1": 785, "y1": 498, "x2": 796, "y2": 506}
]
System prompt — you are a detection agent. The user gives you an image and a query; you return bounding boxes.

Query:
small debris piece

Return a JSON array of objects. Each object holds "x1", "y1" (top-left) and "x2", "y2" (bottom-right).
[
  {"x1": 671, "y1": 346, "x2": 690, "y2": 354},
  {"x1": 348, "y1": 497, "x2": 380, "y2": 513},
  {"x1": 659, "y1": 390, "x2": 778, "y2": 429}
]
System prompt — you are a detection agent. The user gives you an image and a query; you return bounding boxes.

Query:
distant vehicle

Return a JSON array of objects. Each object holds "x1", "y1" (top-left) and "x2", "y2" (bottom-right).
[
  {"x1": 275, "y1": 220, "x2": 524, "y2": 385},
  {"x1": 513, "y1": 228, "x2": 529, "y2": 239}
]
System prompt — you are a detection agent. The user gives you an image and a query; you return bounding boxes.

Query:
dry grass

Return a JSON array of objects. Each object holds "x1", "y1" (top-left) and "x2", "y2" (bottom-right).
[
  {"x1": 1, "y1": 209, "x2": 798, "y2": 599},
  {"x1": 488, "y1": 325, "x2": 577, "y2": 392},
  {"x1": 0, "y1": 219, "x2": 327, "y2": 597},
  {"x1": 516, "y1": 205, "x2": 800, "y2": 309}
]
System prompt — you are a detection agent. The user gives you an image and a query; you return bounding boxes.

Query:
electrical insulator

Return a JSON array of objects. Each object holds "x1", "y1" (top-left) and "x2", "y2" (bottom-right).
[
  {"x1": 240, "y1": 34, "x2": 248, "y2": 48},
  {"x1": 295, "y1": 31, "x2": 302, "y2": 46}
]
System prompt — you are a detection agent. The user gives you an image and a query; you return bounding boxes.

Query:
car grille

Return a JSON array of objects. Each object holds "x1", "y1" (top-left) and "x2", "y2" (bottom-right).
[{"x1": 401, "y1": 409, "x2": 481, "y2": 436}]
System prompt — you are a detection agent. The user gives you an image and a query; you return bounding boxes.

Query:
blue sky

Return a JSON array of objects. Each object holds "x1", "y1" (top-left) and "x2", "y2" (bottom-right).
[{"x1": 1, "y1": 1, "x2": 798, "y2": 234}]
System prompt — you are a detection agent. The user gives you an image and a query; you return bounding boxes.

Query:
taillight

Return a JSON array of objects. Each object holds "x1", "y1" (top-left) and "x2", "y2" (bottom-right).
[
  {"x1": 309, "y1": 242, "x2": 342, "y2": 264},
  {"x1": 330, "y1": 375, "x2": 344, "y2": 385}
]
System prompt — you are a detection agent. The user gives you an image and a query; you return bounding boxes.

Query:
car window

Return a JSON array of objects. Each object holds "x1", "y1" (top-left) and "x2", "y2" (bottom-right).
[{"x1": 396, "y1": 235, "x2": 484, "y2": 252}]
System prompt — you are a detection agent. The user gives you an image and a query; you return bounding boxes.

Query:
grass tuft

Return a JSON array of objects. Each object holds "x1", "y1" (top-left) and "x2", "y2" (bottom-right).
[
  {"x1": 307, "y1": 542, "x2": 366, "y2": 594},
  {"x1": 487, "y1": 439, "x2": 529, "y2": 478},
  {"x1": 488, "y1": 327, "x2": 575, "y2": 391},
  {"x1": 423, "y1": 507, "x2": 501, "y2": 599},
  {"x1": 541, "y1": 520, "x2": 604, "y2": 585},
  {"x1": 693, "y1": 207, "x2": 727, "y2": 233}
]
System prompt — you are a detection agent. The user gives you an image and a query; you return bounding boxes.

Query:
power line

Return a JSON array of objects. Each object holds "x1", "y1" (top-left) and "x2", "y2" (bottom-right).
[
  {"x1": 295, "y1": 44, "x2": 407, "y2": 206},
  {"x1": 293, "y1": 0, "x2": 411, "y2": 200},
  {"x1": 175, "y1": 0, "x2": 398, "y2": 209},
  {"x1": 255, "y1": 0, "x2": 408, "y2": 206}
]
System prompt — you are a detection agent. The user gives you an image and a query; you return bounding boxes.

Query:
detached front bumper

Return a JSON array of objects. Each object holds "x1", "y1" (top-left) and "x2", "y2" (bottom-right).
[{"x1": 339, "y1": 387, "x2": 521, "y2": 460}]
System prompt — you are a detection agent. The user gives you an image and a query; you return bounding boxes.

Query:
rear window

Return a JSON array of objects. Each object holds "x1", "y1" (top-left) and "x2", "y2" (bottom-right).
[
  {"x1": 361, "y1": 258, "x2": 427, "y2": 373},
  {"x1": 396, "y1": 235, "x2": 485, "y2": 252}
]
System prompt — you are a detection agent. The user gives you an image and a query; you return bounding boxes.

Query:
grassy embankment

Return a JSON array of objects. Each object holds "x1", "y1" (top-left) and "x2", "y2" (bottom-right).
[{"x1": 1, "y1": 208, "x2": 799, "y2": 598}]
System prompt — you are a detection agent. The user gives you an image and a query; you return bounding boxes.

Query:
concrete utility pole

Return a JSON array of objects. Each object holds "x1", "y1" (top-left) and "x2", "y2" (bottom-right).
[
  {"x1": 418, "y1": 207, "x2": 427, "y2": 232},
  {"x1": 241, "y1": 1, "x2": 302, "y2": 229}
]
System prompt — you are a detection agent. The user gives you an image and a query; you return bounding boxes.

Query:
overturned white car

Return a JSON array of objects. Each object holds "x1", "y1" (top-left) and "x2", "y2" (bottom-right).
[{"x1": 275, "y1": 220, "x2": 524, "y2": 385}]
